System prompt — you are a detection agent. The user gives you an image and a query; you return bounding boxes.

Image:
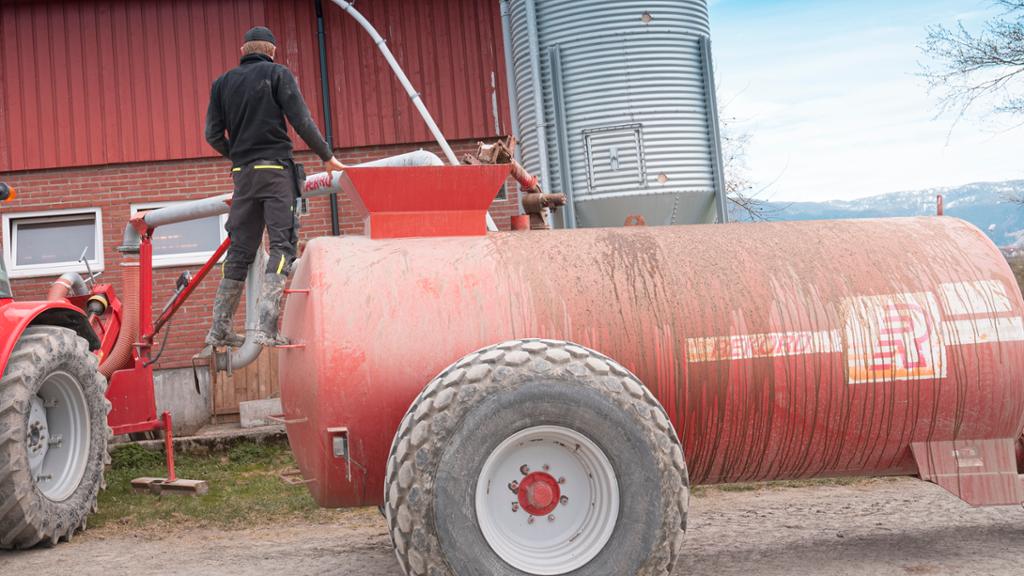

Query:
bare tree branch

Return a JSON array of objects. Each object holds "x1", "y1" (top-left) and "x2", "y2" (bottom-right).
[
  {"x1": 920, "y1": 2, "x2": 1024, "y2": 120},
  {"x1": 719, "y1": 110, "x2": 790, "y2": 221}
]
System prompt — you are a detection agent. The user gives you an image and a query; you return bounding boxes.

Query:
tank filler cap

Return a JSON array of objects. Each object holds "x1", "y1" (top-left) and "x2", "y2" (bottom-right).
[{"x1": 341, "y1": 165, "x2": 511, "y2": 239}]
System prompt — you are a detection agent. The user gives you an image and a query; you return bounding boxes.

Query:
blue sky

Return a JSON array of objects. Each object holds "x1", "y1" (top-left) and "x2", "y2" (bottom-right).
[{"x1": 709, "y1": 0, "x2": 1024, "y2": 201}]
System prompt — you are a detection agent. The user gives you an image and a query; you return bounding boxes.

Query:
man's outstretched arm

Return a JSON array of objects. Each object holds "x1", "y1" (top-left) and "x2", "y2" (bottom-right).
[{"x1": 275, "y1": 68, "x2": 334, "y2": 162}]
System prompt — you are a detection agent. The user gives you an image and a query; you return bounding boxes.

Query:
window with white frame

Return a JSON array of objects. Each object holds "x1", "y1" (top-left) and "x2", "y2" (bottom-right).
[
  {"x1": 2, "y1": 208, "x2": 104, "y2": 279},
  {"x1": 131, "y1": 202, "x2": 227, "y2": 267}
]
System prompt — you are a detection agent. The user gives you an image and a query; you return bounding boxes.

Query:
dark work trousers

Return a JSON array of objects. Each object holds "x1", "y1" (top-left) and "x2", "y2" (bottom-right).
[{"x1": 223, "y1": 160, "x2": 302, "y2": 282}]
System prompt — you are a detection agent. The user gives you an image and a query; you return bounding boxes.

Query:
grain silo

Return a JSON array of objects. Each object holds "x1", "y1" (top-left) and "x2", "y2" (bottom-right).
[{"x1": 501, "y1": 0, "x2": 728, "y2": 227}]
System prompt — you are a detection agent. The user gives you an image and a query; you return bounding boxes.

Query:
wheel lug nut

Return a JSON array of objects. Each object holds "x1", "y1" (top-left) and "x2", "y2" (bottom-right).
[
  {"x1": 558, "y1": 477, "x2": 566, "y2": 484},
  {"x1": 560, "y1": 495, "x2": 569, "y2": 505},
  {"x1": 542, "y1": 464, "x2": 550, "y2": 471},
  {"x1": 547, "y1": 514, "x2": 555, "y2": 522},
  {"x1": 520, "y1": 464, "x2": 530, "y2": 475},
  {"x1": 528, "y1": 515, "x2": 535, "y2": 524},
  {"x1": 512, "y1": 502, "x2": 519, "y2": 513},
  {"x1": 508, "y1": 480, "x2": 519, "y2": 492}
]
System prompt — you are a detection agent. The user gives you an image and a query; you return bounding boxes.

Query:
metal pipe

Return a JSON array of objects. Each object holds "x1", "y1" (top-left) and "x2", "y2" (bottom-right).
[
  {"x1": 216, "y1": 249, "x2": 267, "y2": 371},
  {"x1": 120, "y1": 195, "x2": 232, "y2": 251},
  {"x1": 499, "y1": 0, "x2": 526, "y2": 216},
  {"x1": 523, "y1": 0, "x2": 551, "y2": 193},
  {"x1": 315, "y1": 0, "x2": 341, "y2": 236},
  {"x1": 120, "y1": 151, "x2": 444, "y2": 251},
  {"x1": 303, "y1": 149, "x2": 445, "y2": 197},
  {"x1": 47, "y1": 272, "x2": 89, "y2": 300},
  {"x1": 700, "y1": 36, "x2": 729, "y2": 224},
  {"x1": 326, "y1": 0, "x2": 498, "y2": 232},
  {"x1": 548, "y1": 45, "x2": 576, "y2": 229}
]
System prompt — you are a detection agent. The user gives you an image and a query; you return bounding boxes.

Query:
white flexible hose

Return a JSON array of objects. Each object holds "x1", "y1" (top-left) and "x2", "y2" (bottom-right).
[{"x1": 328, "y1": 0, "x2": 498, "y2": 232}]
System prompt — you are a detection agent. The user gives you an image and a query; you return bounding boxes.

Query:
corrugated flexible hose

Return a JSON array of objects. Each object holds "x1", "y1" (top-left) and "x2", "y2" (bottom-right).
[
  {"x1": 100, "y1": 263, "x2": 139, "y2": 378},
  {"x1": 46, "y1": 272, "x2": 89, "y2": 301}
]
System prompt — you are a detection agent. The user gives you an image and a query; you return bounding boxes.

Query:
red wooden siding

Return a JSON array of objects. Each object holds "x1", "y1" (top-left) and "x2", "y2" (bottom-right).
[
  {"x1": 0, "y1": 0, "x2": 511, "y2": 173},
  {"x1": 321, "y1": 0, "x2": 510, "y2": 148}
]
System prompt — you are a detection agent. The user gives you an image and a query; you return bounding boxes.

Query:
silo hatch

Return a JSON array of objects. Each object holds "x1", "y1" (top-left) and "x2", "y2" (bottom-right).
[{"x1": 583, "y1": 123, "x2": 647, "y2": 195}]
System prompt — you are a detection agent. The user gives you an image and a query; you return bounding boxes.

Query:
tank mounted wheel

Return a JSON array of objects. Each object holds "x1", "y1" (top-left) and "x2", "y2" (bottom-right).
[
  {"x1": 385, "y1": 339, "x2": 689, "y2": 575},
  {"x1": 0, "y1": 326, "x2": 110, "y2": 548}
]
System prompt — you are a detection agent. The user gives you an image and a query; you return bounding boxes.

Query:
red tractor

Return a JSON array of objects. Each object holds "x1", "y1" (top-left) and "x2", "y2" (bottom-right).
[{"x1": 0, "y1": 181, "x2": 193, "y2": 549}]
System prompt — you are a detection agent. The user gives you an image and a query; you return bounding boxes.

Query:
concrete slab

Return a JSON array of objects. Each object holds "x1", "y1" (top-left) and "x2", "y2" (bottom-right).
[
  {"x1": 239, "y1": 398, "x2": 283, "y2": 429},
  {"x1": 153, "y1": 367, "x2": 212, "y2": 436}
]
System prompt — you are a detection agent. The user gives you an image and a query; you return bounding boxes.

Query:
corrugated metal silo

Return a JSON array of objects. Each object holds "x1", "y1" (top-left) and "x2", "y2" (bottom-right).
[{"x1": 502, "y1": 0, "x2": 728, "y2": 227}]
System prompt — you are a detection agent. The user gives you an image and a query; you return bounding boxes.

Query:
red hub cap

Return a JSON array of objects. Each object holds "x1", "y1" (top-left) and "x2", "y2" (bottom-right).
[{"x1": 517, "y1": 471, "x2": 561, "y2": 516}]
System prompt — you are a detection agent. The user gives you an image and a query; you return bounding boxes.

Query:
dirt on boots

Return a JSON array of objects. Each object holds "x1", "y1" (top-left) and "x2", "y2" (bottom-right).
[
  {"x1": 253, "y1": 272, "x2": 289, "y2": 347},
  {"x1": 205, "y1": 278, "x2": 247, "y2": 348}
]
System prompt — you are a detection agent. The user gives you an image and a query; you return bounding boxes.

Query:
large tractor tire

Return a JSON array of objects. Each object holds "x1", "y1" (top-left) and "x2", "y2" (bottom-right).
[
  {"x1": 0, "y1": 326, "x2": 110, "y2": 548},
  {"x1": 385, "y1": 339, "x2": 689, "y2": 576}
]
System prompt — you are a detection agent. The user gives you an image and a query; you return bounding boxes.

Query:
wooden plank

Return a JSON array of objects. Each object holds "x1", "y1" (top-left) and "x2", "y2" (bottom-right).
[
  {"x1": 270, "y1": 349, "x2": 280, "y2": 397},
  {"x1": 212, "y1": 346, "x2": 278, "y2": 416},
  {"x1": 132, "y1": 477, "x2": 209, "y2": 496}
]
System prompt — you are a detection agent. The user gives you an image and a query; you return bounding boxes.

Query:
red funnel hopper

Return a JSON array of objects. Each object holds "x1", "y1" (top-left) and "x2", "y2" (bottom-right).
[{"x1": 340, "y1": 164, "x2": 510, "y2": 239}]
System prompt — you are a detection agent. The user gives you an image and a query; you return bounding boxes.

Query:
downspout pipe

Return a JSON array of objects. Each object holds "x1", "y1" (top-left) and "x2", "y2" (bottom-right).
[
  {"x1": 549, "y1": 45, "x2": 577, "y2": 228},
  {"x1": 700, "y1": 36, "x2": 729, "y2": 224},
  {"x1": 523, "y1": 0, "x2": 552, "y2": 194},
  {"x1": 326, "y1": 0, "x2": 498, "y2": 232},
  {"x1": 499, "y1": 0, "x2": 525, "y2": 216},
  {"x1": 315, "y1": 0, "x2": 341, "y2": 236}
]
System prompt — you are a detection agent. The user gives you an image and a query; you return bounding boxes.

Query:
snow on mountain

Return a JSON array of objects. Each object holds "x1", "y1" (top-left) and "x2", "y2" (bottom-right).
[{"x1": 731, "y1": 180, "x2": 1024, "y2": 246}]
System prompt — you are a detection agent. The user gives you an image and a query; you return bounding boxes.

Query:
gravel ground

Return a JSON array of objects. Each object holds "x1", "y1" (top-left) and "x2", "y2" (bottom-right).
[{"x1": 3, "y1": 477, "x2": 1022, "y2": 576}]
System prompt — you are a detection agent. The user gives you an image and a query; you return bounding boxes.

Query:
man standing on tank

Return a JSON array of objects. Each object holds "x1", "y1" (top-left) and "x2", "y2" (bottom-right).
[{"x1": 204, "y1": 26, "x2": 345, "y2": 347}]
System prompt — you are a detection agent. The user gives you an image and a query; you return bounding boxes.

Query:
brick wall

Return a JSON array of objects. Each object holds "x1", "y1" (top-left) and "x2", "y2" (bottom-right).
[{"x1": 0, "y1": 138, "x2": 521, "y2": 369}]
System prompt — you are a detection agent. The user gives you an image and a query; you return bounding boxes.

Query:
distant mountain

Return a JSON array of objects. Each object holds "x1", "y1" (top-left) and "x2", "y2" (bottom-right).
[{"x1": 732, "y1": 180, "x2": 1024, "y2": 247}]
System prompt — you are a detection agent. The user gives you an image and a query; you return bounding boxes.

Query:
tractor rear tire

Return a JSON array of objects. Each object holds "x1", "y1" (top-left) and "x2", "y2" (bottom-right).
[
  {"x1": 0, "y1": 326, "x2": 110, "y2": 549},
  {"x1": 384, "y1": 339, "x2": 689, "y2": 576}
]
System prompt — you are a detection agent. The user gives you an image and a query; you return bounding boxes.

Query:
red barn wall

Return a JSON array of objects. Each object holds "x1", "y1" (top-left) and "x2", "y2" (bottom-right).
[{"x1": 0, "y1": 0, "x2": 512, "y2": 172}]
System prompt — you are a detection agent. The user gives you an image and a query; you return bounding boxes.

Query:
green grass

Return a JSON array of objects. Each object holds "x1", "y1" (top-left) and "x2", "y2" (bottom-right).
[{"x1": 92, "y1": 440, "x2": 342, "y2": 530}]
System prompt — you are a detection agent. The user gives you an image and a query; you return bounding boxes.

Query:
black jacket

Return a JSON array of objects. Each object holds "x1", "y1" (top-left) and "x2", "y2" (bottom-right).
[{"x1": 205, "y1": 53, "x2": 332, "y2": 167}]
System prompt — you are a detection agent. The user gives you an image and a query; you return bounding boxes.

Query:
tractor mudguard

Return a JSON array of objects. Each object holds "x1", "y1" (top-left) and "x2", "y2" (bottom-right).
[{"x1": 0, "y1": 301, "x2": 99, "y2": 378}]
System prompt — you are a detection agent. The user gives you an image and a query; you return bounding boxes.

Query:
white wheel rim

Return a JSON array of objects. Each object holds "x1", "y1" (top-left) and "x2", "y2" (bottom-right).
[
  {"x1": 475, "y1": 425, "x2": 619, "y2": 575},
  {"x1": 26, "y1": 371, "x2": 91, "y2": 501}
]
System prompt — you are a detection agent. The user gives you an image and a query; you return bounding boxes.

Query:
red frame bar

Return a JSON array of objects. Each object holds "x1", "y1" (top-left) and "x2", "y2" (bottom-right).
[
  {"x1": 117, "y1": 220, "x2": 228, "y2": 483},
  {"x1": 151, "y1": 237, "x2": 231, "y2": 337}
]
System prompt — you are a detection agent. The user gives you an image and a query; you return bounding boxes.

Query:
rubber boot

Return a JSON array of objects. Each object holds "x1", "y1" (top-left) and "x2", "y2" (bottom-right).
[
  {"x1": 205, "y1": 278, "x2": 247, "y2": 348},
  {"x1": 253, "y1": 273, "x2": 289, "y2": 347}
]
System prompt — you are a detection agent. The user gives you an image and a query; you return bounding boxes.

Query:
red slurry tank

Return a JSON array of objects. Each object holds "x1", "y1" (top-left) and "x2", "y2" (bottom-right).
[{"x1": 280, "y1": 165, "x2": 1024, "y2": 576}]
